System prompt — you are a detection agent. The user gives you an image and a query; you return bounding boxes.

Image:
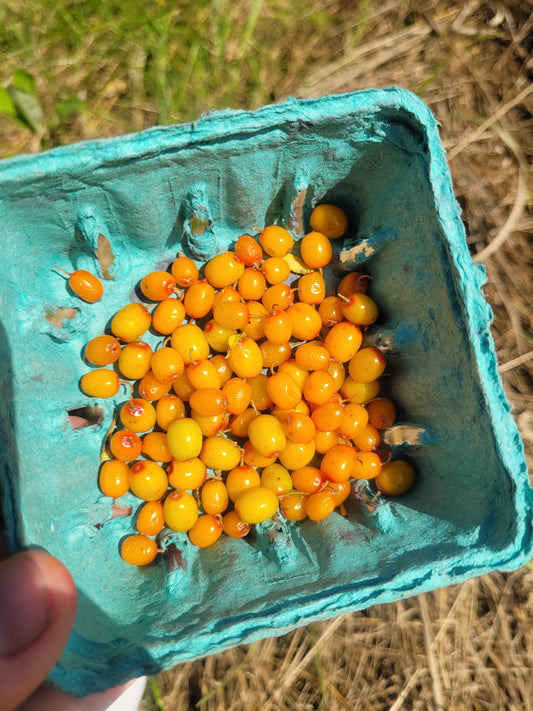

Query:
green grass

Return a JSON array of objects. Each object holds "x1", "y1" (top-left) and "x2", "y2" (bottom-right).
[{"x1": 0, "y1": 0, "x2": 371, "y2": 155}]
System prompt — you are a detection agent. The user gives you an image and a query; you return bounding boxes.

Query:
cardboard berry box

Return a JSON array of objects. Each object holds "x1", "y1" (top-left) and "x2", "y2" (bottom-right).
[{"x1": 0, "y1": 87, "x2": 531, "y2": 696}]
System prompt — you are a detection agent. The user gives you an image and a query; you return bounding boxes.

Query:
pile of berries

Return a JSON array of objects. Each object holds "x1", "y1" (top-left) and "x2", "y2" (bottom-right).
[{"x1": 77, "y1": 204, "x2": 415, "y2": 565}]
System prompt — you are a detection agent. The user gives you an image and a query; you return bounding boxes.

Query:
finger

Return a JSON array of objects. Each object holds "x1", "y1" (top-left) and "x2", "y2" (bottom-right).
[
  {"x1": 0, "y1": 551, "x2": 77, "y2": 711},
  {"x1": 17, "y1": 678, "x2": 146, "y2": 711}
]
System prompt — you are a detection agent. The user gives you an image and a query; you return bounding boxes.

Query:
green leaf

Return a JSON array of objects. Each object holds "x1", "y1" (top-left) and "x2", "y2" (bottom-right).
[
  {"x1": 11, "y1": 69, "x2": 37, "y2": 95},
  {"x1": 56, "y1": 97, "x2": 86, "y2": 117},
  {"x1": 0, "y1": 87, "x2": 17, "y2": 118},
  {"x1": 8, "y1": 86, "x2": 44, "y2": 132}
]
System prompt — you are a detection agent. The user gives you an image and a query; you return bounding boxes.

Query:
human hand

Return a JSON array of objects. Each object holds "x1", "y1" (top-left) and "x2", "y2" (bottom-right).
[{"x1": 0, "y1": 547, "x2": 139, "y2": 710}]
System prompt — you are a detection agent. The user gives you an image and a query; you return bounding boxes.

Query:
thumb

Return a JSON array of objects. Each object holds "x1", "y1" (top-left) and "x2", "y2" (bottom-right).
[{"x1": 0, "y1": 551, "x2": 77, "y2": 711}]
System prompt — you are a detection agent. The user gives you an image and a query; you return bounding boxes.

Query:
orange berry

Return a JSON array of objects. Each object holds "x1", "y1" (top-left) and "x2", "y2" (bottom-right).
[
  {"x1": 325, "y1": 480, "x2": 351, "y2": 506},
  {"x1": 111, "y1": 303, "x2": 151, "y2": 343},
  {"x1": 278, "y1": 439, "x2": 315, "y2": 470},
  {"x1": 118, "y1": 341, "x2": 153, "y2": 380},
  {"x1": 318, "y1": 296, "x2": 344, "y2": 327},
  {"x1": 141, "y1": 431, "x2": 173, "y2": 462},
  {"x1": 222, "y1": 510, "x2": 252, "y2": 538},
  {"x1": 352, "y1": 423, "x2": 381, "y2": 452},
  {"x1": 263, "y1": 309, "x2": 292, "y2": 344},
  {"x1": 85, "y1": 335, "x2": 121, "y2": 366},
  {"x1": 366, "y1": 398, "x2": 396, "y2": 430},
  {"x1": 171, "y1": 255, "x2": 199, "y2": 287},
  {"x1": 80, "y1": 369, "x2": 120, "y2": 398},
  {"x1": 120, "y1": 398, "x2": 157, "y2": 433},
  {"x1": 237, "y1": 267, "x2": 266, "y2": 301},
  {"x1": 61, "y1": 268, "x2": 103, "y2": 303},
  {"x1": 297, "y1": 272, "x2": 326, "y2": 305},
  {"x1": 341, "y1": 293, "x2": 378, "y2": 327},
  {"x1": 201, "y1": 478, "x2": 229, "y2": 515},
  {"x1": 337, "y1": 272, "x2": 370, "y2": 298},
  {"x1": 183, "y1": 280, "x2": 215, "y2": 318},
  {"x1": 227, "y1": 337, "x2": 263, "y2": 379},
  {"x1": 138, "y1": 371, "x2": 172, "y2": 401},
  {"x1": 164, "y1": 489, "x2": 198, "y2": 531},
  {"x1": 320, "y1": 444, "x2": 357, "y2": 483},
  {"x1": 302, "y1": 370, "x2": 336, "y2": 405},
  {"x1": 305, "y1": 490, "x2": 336, "y2": 521},
  {"x1": 309, "y1": 203, "x2": 348, "y2": 239},
  {"x1": 167, "y1": 457, "x2": 207, "y2": 490},
  {"x1": 337, "y1": 402, "x2": 369, "y2": 440},
  {"x1": 229, "y1": 409, "x2": 257, "y2": 438},
  {"x1": 260, "y1": 341, "x2": 292, "y2": 369},
  {"x1": 226, "y1": 465, "x2": 261, "y2": 502},
  {"x1": 213, "y1": 300, "x2": 250, "y2": 330},
  {"x1": 140, "y1": 271, "x2": 176, "y2": 301},
  {"x1": 99, "y1": 460, "x2": 130, "y2": 498},
  {"x1": 262, "y1": 256, "x2": 291, "y2": 285},
  {"x1": 204, "y1": 252, "x2": 245, "y2": 288},
  {"x1": 258, "y1": 225, "x2": 294, "y2": 258},
  {"x1": 375, "y1": 460, "x2": 415, "y2": 496},
  {"x1": 223, "y1": 378, "x2": 252, "y2": 415},
  {"x1": 170, "y1": 323, "x2": 210, "y2": 365},
  {"x1": 155, "y1": 394, "x2": 186, "y2": 430},
  {"x1": 189, "y1": 387, "x2": 228, "y2": 417},
  {"x1": 279, "y1": 411, "x2": 316, "y2": 443},
  {"x1": 313, "y1": 429, "x2": 338, "y2": 454},
  {"x1": 280, "y1": 492, "x2": 307, "y2": 521},
  {"x1": 348, "y1": 347, "x2": 386, "y2": 383},
  {"x1": 128, "y1": 460, "x2": 168, "y2": 500},
  {"x1": 109, "y1": 429, "x2": 142, "y2": 461},
  {"x1": 247, "y1": 374, "x2": 274, "y2": 411},
  {"x1": 295, "y1": 341, "x2": 330, "y2": 371},
  {"x1": 262, "y1": 283, "x2": 294, "y2": 313},
  {"x1": 121, "y1": 535, "x2": 157, "y2": 566},
  {"x1": 243, "y1": 300, "x2": 268, "y2": 340},
  {"x1": 151, "y1": 347, "x2": 185, "y2": 383},
  {"x1": 235, "y1": 486, "x2": 279, "y2": 524},
  {"x1": 300, "y1": 232, "x2": 332, "y2": 268},
  {"x1": 152, "y1": 297, "x2": 186, "y2": 335},
  {"x1": 266, "y1": 372, "x2": 302, "y2": 410},
  {"x1": 234, "y1": 234, "x2": 263, "y2": 267},
  {"x1": 323, "y1": 322, "x2": 362, "y2": 363},
  {"x1": 352, "y1": 451, "x2": 382, "y2": 480},
  {"x1": 187, "y1": 358, "x2": 221, "y2": 390},
  {"x1": 291, "y1": 465, "x2": 323, "y2": 494},
  {"x1": 136, "y1": 501, "x2": 165, "y2": 536},
  {"x1": 188, "y1": 514, "x2": 223, "y2": 548},
  {"x1": 285, "y1": 303, "x2": 322, "y2": 341}
]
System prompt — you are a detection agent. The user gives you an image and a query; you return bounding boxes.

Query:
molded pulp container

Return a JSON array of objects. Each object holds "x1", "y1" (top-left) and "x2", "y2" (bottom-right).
[{"x1": 0, "y1": 88, "x2": 531, "y2": 696}]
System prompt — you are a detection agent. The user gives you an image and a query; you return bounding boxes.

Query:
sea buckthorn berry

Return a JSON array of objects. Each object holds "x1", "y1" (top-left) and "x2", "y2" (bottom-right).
[
  {"x1": 286, "y1": 303, "x2": 322, "y2": 341},
  {"x1": 318, "y1": 296, "x2": 344, "y2": 327},
  {"x1": 325, "y1": 480, "x2": 351, "y2": 507},
  {"x1": 352, "y1": 423, "x2": 381, "y2": 452},
  {"x1": 337, "y1": 271, "x2": 370, "y2": 298},
  {"x1": 226, "y1": 465, "x2": 261, "y2": 502},
  {"x1": 204, "y1": 252, "x2": 245, "y2": 288},
  {"x1": 280, "y1": 492, "x2": 307, "y2": 521},
  {"x1": 128, "y1": 461, "x2": 168, "y2": 501},
  {"x1": 314, "y1": 429, "x2": 338, "y2": 454},
  {"x1": 172, "y1": 370, "x2": 195, "y2": 401},
  {"x1": 163, "y1": 489, "x2": 199, "y2": 531},
  {"x1": 120, "y1": 398, "x2": 157, "y2": 433},
  {"x1": 171, "y1": 255, "x2": 198, "y2": 287},
  {"x1": 260, "y1": 341, "x2": 292, "y2": 369},
  {"x1": 167, "y1": 417, "x2": 203, "y2": 461},
  {"x1": 167, "y1": 457, "x2": 207, "y2": 490},
  {"x1": 63, "y1": 268, "x2": 104, "y2": 302},
  {"x1": 267, "y1": 372, "x2": 302, "y2": 410},
  {"x1": 243, "y1": 301, "x2": 268, "y2": 340},
  {"x1": 324, "y1": 322, "x2": 362, "y2": 363},
  {"x1": 261, "y1": 463, "x2": 292, "y2": 496},
  {"x1": 297, "y1": 272, "x2": 326, "y2": 305},
  {"x1": 140, "y1": 271, "x2": 176, "y2": 301},
  {"x1": 366, "y1": 397, "x2": 396, "y2": 430},
  {"x1": 111, "y1": 303, "x2": 151, "y2": 342},
  {"x1": 327, "y1": 360, "x2": 346, "y2": 391},
  {"x1": 279, "y1": 411, "x2": 316, "y2": 443},
  {"x1": 189, "y1": 387, "x2": 228, "y2": 417},
  {"x1": 305, "y1": 490, "x2": 336, "y2": 521},
  {"x1": 320, "y1": 444, "x2": 357, "y2": 483},
  {"x1": 263, "y1": 310, "x2": 292, "y2": 344},
  {"x1": 375, "y1": 460, "x2": 415, "y2": 496},
  {"x1": 234, "y1": 234, "x2": 263, "y2": 267},
  {"x1": 110, "y1": 429, "x2": 142, "y2": 461},
  {"x1": 311, "y1": 401, "x2": 344, "y2": 432},
  {"x1": 203, "y1": 321, "x2": 236, "y2": 354},
  {"x1": 229, "y1": 409, "x2": 257, "y2": 438},
  {"x1": 136, "y1": 501, "x2": 165, "y2": 536},
  {"x1": 201, "y1": 478, "x2": 229, "y2": 515},
  {"x1": 257, "y1": 225, "x2": 294, "y2": 258},
  {"x1": 262, "y1": 283, "x2": 294, "y2": 313},
  {"x1": 200, "y1": 435, "x2": 242, "y2": 471},
  {"x1": 85, "y1": 335, "x2": 121, "y2": 366},
  {"x1": 295, "y1": 342, "x2": 330, "y2": 371},
  {"x1": 348, "y1": 347, "x2": 386, "y2": 383},
  {"x1": 247, "y1": 414, "x2": 287, "y2": 458},
  {"x1": 138, "y1": 371, "x2": 172, "y2": 401},
  {"x1": 278, "y1": 439, "x2": 315, "y2": 470},
  {"x1": 309, "y1": 204, "x2": 348, "y2": 239},
  {"x1": 277, "y1": 360, "x2": 309, "y2": 390},
  {"x1": 142, "y1": 432, "x2": 173, "y2": 462},
  {"x1": 183, "y1": 280, "x2": 215, "y2": 318},
  {"x1": 262, "y1": 256, "x2": 291, "y2": 285},
  {"x1": 80, "y1": 369, "x2": 120, "y2": 398},
  {"x1": 341, "y1": 376, "x2": 380, "y2": 404},
  {"x1": 222, "y1": 510, "x2": 252, "y2": 538},
  {"x1": 118, "y1": 341, "x2": 153, "y2": 380},
  {"x1": 223, "y1": 378, "x2": 252, "y2": 415},
  {"x1": 152, "y1": 297, "x2": 186, "y2": 335},
  {"x1": 235, "y1": 486, "x2": 279, "y2": 524},
  {"x1": 291, "y1": 465, "x2": 323, "y2": 494},
  {"x1": 170, "y1": 323, "x2": 210, "y2": 365},
  {"x1": 213, "y1": 301, "x2": 250, "y2": 330},
  {"x1": 227, "y1": 336, "x2": 263, "y2": 379},
  {"x1": 121, "y1": 535, "x2": 158, "y2": 566},
  {"x1": 188, "y1": 514, "x2": 223, "y2": 548},
  {"x1": 210, "y1": 354, "x2": 233, "y2": 386},
  {"x1": 338, "y1": 402, "x2": 369, "y2": 440},
  {"x1": 238, "y1": 267, "x2": 266, "y2": 301},
  {"x1": 352, "y1": 451, "x2": 382, "y2": 480},
  {"x1": 247, "y1": 374, "x2": 273, "y2": 410},
  {"x1": 242, "y1": 440, "x2": 277, "y2": 468},
  {"x1": 341, "y1": 293, "x2": 379, "y2": 327},
  {"x1": 99, "y1": 460, "x2": 130, "y2": 498},
  {"x1": 156, "y1": 394, "x2": 186, "y2": 430},
  {"x1": 151, "y1": 347, "x2": 185, "y2": 383},
  {"x1": 187, "y1": 358, "x2": 221, "y2": 390},
  {"x1": 303, "y1": 370, "x2": 336, "y2": 406},
  {"x1": 271, "y1": 400, "x2": 310, "y2": 419},
  {"x1": 191, "y1": 409, "x2": 230, "y2": 437},
  {"x1": 300, "y1": 231, "x2": 332, "y2": 268},
  {"x1": 213, "y1": 286, "x2": 241, "y2": 308}
]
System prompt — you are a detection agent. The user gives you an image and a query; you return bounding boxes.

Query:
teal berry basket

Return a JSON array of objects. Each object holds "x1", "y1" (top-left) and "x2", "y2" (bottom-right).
[{"x1": 0, "y1": 88, "x2": 531, "y2": 697}]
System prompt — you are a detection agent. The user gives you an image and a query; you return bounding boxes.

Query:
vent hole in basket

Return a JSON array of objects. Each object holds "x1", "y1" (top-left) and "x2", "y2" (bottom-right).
[
  {"x1": 68, "y1": 405, "x2": 104, "y2": 429},
  {"x1": 45, "y1": 307, "x2": 79, "y2": 328},
  {"x1": 96, "y1": 233, "x2": 115, "y2": 280}
]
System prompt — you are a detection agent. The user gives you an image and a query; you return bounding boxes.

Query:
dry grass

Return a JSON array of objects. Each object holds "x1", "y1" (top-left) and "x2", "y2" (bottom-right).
[{"x1": 2, "y1": 0, "x2": 532, "y2": 708}]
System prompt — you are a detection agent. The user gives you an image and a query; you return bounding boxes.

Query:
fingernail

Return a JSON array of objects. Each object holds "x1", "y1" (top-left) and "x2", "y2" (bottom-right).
[{"x1": 0, "y1": 554, "x2": 51, "y2": 657}]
